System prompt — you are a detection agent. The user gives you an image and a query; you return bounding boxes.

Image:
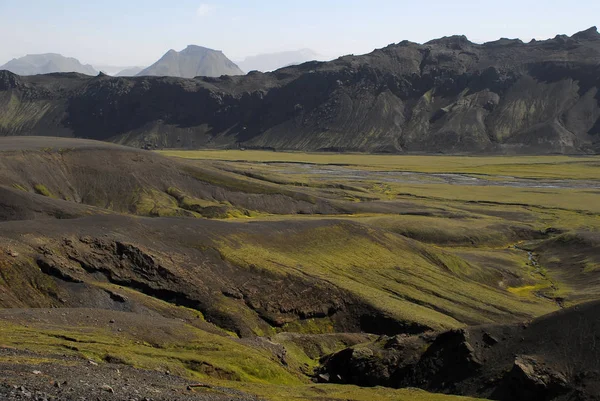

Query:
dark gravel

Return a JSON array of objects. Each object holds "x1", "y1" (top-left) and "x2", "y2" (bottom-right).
[{"x1": 0, "y1": 348, "x2": 260, "y2": 401}]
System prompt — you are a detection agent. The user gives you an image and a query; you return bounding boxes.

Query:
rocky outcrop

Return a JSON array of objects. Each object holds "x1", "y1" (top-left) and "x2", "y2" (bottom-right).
[
  {"x1": 0, "y1": 70, "x2": 23, "y2": 90},
  {"x1": 318, "y1": 333, "x2": 435, "y2": 386},
  {"x1": 319, "y1": 301, "x2": 600, "y2": 400},
  {"x1": 496, "y1": 355, "x2": 569, "y2": 401},
  {"x1": 319, "y1": 329, "x2": 483, "y2": 391},
  {"x1": 406, "y1": 329, "x2": 483, "y2": 390}
]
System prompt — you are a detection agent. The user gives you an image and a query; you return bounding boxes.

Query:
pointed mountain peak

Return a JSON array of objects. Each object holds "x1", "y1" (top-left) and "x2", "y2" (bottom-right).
[{"x1": 572, "y1": 26, "x2": 600, "y2": 40}]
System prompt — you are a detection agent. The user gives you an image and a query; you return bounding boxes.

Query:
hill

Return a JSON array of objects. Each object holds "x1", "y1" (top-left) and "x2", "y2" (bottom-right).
[
  {"x1": 0, "y1": 53, "x2": 97, "y2": 76},
  {"x1": 0, "y1": 137, "x2": 561, "y2": 335},
  {"x1": 237, "y1": 49, "x2": 321, "y2": 72},
  {"x1": 0, "y1": 137, "x2": 599, "y2": 399},
  {"x1": 0, "y1": 27, "x2": 599, "y2": 153},
  {"x1": 137, "y1": 45, "x2": 244, "y2": 78}
]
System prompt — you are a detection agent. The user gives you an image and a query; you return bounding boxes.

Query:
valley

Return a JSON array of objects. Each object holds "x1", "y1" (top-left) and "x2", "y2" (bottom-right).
[
  {"x1": 1, "y1": 1, "x2": 599, "y2": 397},
  {"x1": 0, "y1": 138, "x2": 599, "y2": 400}
]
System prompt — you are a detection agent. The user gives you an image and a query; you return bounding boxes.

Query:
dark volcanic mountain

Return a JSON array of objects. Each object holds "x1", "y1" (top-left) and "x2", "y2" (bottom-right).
[
  {"x1": 0, "y1": 53, "x2": 97, "y2": 76},
  {"x1": 1, "y1": 27, "x2": 600, "y2": 153},
  {"x1": 137, "y1": 45, "x2": 244, "y2": 78}
]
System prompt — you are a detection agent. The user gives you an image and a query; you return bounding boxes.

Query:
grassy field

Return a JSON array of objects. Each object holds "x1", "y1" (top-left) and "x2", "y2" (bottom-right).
[
  {"x1": 1, "y1": 147, "x2": 599, "y2": 401},
  {"x1": 159, "y1": 150, "x2": 600, "y2": 179},
  {"x1": 159, "y1": 149, "x2": 600, "y2": 308},
  {"x1": 216, "y1": 222, "x2": 556, "y2": 329},
  {"x1": 0, "y1": 310, "x2": 484, "y2": 401},
  {"x1": 160, "y1": 150, "x2": 600, "y2": 213}
]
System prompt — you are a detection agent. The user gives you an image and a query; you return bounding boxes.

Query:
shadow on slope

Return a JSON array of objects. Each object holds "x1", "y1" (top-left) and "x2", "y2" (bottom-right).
[
  {"x1": 0, "y1": 137, "x2": 338, "y2": 218},
  {"x1": 320, "y1": 300, "x2": 600, "y2": 401}
]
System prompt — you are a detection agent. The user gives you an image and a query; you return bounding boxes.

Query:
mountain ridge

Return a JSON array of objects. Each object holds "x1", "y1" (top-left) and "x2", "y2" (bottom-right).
[{"x1": 1, "y1": 27, "x2": 599, "y2": 154}]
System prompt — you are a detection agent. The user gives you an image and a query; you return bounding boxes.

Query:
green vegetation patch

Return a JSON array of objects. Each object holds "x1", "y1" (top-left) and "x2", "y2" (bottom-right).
[
  {"x1": 216, "y1": 221, "x2": 556, "y2": 330},
  {"x1": 223, "y1": 382, "x2": 485, "y2": 401},
  {"x1": 33, "y1": 184, "x2": 54, "y2": 198},
  {"x1": 166, "y1": 187, "x2": 254, "y2": 219},
  {"x1": 0, "y1": 319, "x2": 302, "y2": 385},
  {"x1": 129, "y1": 188, "x2": 197, "y2": 217},
  {"x1": 158, "y1": 151, "x2": 600, "y2": 180}
]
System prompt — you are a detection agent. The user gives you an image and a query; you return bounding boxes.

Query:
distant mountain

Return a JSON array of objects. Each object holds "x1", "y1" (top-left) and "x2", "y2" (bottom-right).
[
  {"x1": 116, "y1": 66, "x2": 145, "y2": 77},
  {"x1": 93, "y1": 65, "x2": 128, "y2": 75},
  {"x1": 137, "y1": 45, "x2": 243, "y2": 78},
  {"x1": 92, "y1": 65, "x2": 146, "y2": 77},
  {"x1": 0, "y1": 53, "x2": 97, "y2": 76},
  {"x1": 237, "y1": 49, "x2": 321, "y2": 72}
]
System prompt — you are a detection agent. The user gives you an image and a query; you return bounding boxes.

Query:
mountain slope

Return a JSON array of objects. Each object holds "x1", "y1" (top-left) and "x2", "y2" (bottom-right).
[
  {"x1": 0, "y1": 53, "x2": 97, "y2": 76},
  {"x1": 1, "y1": 27, "x2": 599, "y2": 153},
  {"x1": 138, "y1": 45, "x2": 244, "y2": 78},
  {"x1": 238, "y1": 49, "x2": 321, "y2": 72}
]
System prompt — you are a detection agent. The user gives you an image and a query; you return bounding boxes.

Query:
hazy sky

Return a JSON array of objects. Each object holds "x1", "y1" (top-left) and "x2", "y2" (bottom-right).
[{"x1": 0, "y1": 0, "x2": 598, "y2": 67}]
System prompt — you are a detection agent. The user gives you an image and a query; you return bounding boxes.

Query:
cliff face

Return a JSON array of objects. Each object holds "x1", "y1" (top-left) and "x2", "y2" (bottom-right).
[{"x1": 1, "y1": 28, "x2": 599, "y2": 154}]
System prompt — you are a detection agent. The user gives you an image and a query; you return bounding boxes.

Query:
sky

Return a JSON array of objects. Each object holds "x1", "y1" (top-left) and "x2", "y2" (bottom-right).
[{"x1": 0, "y1": 0, "x2": 598, "y2": 67}]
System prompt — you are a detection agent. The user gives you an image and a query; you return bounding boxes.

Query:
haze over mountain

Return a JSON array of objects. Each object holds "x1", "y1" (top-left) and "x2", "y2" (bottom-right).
[
  {"x1": 116, "y1": 66, "x2": 145, "y2": 77},
  {"x1": 237, "y1": 49, "x2": 322, "y2": 72},
  {"x1": 137, "y1": 45, "x2": 243, "y2": 78},
  {"x1": 1, "y1": 27, "x2": 599, "y2": 154},
  {"x1": 0, "y1": 53, "x2": 97, "y2": 76},
  {"x1": 91, "y1": 65, "x2": 144, "y2": 76},
  {"x1": 93, "y1": 65, "x2": 130, "y2": 76}
]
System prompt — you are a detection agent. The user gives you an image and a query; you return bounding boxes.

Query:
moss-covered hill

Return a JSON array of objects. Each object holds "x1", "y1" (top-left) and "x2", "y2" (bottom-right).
[{"x1": 1, "y1": 138, "x2": 600, "y2": 400}]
